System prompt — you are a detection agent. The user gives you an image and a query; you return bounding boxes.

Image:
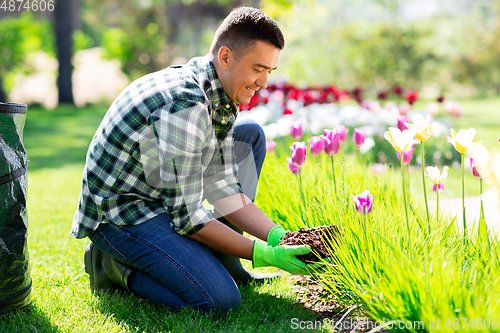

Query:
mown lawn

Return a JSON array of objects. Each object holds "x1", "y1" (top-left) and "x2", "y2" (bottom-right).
[
  {"x1": 1, "y1": 97, "x2": 499, "y2": 332},
  {"x1": 0, "y1": 105, "x2": 323, "y2": 333}
]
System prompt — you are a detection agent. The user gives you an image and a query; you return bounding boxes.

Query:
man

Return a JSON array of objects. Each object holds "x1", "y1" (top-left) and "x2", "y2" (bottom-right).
[{"x1": 71, "y1": 7, "x2": 321, "y2": 314}]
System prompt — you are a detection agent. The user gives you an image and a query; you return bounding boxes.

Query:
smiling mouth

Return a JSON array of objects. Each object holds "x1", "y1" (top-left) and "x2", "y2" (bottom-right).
[{"x1": 246, "y1": 87, "x2": 259, "y2": 93}]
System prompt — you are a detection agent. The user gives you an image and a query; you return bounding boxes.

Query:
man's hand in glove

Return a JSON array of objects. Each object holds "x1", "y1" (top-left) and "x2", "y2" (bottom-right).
[
  {"x1": 252, "y1": 241, "x2": 324, "y2": 275},
  {"x1": 266, "y1": 225, "x2": 289, "y2": 247}
]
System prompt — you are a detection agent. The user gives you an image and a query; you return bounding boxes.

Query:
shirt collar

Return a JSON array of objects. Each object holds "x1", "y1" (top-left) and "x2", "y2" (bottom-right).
[{"x1": 201, "y1": 55, "x2": 239, "y2": 116}]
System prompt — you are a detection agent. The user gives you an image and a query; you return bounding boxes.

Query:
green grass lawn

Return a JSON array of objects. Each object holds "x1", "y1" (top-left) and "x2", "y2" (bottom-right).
[
  {"x1": 1, "y1": 97, "x2": 499, "y2": 332},
  {"x1": 0, "y1": 105, "x2": 323, "y2": 333}
]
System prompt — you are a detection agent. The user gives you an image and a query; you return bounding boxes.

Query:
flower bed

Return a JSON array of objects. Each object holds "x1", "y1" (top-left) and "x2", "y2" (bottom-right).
[{"x1": 254, "y1": 88, "x2": 500, "y2": 331}]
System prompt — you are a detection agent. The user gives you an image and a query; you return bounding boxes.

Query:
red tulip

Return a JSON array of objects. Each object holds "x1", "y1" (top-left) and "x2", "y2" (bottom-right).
[
  {"x1": 377, "y1": 90, "x2": 389, "y2": 100},
  {"x1": 393, "y1": 85, "x2": 404, "y2": 97},
  {"x1": 405, "y1": 91, "x2": 419, "y2": 105}
]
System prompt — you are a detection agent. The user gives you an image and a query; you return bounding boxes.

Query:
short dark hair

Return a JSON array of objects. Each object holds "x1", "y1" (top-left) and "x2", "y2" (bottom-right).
[{"x1": 210, "y1": 7, "x2": 285, "y2": 58}]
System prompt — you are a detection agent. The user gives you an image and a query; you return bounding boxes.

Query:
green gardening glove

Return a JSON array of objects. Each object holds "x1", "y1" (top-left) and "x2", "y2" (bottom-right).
[
  {"x1": 252, "y1": 241, "x2": 324, "y2": 275},
  {"x1": 267, "y1": 225, "x2": 289, "y2": 247}
]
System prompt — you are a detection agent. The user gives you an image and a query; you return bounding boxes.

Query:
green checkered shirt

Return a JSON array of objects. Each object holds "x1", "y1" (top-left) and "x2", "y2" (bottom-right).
[{"x1": 71, "y1": 55, "x2": 242, "y2": 238}]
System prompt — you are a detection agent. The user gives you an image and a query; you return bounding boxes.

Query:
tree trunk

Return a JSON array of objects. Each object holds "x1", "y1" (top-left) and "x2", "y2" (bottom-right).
[
  {"x1": 0, "y1": 76, "x2": 6, "y2": 103},
  {"x1": 55, "y1": 0, "x2": 74, "y2": 105}
]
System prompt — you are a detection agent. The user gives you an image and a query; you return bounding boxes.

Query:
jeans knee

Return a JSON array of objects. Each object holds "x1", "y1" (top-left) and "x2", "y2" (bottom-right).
[
  {"x1": 236, "y1": 118, "x2": 266, "y2": 148},
  {"x1": 209, "y1": 287, "x2": 242, "y2": 315}
]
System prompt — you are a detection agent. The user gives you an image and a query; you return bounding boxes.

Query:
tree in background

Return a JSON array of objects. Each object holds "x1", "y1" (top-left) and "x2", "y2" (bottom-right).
[
  {"x1": 2, "y1": 0, "x2": 499, "y2": 102},
  {"x1": 54, "y1": 0, "x2": 74, "y2": 104},
  {"x1": 0, "y1": 13, "x2": 54, "y2": 102},
  {"x1": 263, "y1": 0, "x2": 500, "y2": 98},
  {"x1": 81, "y1": 0, "x2": 257, "y2": 80}
]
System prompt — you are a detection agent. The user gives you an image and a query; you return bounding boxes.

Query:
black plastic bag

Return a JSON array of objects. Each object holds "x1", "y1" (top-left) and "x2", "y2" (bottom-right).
[{"x1": 0, "y1": 102, "x2": 31, "y2": 314}]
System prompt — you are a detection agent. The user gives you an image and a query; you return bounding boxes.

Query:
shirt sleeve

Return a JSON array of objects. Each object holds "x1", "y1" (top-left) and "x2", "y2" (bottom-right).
[
  {"x1": 203, "y1": 125, "x2": 243, "y2": 204},
  {"x1": 150, "y1": 99, "x2": 213, "y2": 236}
]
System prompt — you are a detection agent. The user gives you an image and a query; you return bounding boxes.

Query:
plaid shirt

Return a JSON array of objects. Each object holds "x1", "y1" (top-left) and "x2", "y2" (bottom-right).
[{"x1": 71, "y1": 55, "x2": 242, "y2": 238}]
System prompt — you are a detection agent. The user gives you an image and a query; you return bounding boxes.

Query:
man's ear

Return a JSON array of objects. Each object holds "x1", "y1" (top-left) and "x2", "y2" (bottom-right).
[{"x1": 217, "y1": 46, "x2": 232, "y2": 71}]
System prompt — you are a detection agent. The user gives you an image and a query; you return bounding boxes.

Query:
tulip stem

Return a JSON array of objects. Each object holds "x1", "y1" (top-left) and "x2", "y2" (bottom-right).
[
  {"x1": 298, "y1": 172, "x2": 307, "y2": 226},
  {"x1": 436, "y1": 186, "x2": 439, "y2": 225},
  {"x1": 461, "y1": 153, "x2": 467, "y2": 242},
  {"x1": 480, "y1": 178, "x2": 485, "y2": 221},
  {"x1": 421, "y1": 142, "x2": 431, "y2": 234},
  {"x1": 330, "y1": 155, "x2": 337, "y2": 198},
  {"x1": 401, "y1": 156, "x2": 412, "y2": 256},
  {"x1": 406, "y1": 165, "x2": 411, "y2": 201},
  {"x1": 363, "y1": 214, "x2": 370, "y2": 255}
]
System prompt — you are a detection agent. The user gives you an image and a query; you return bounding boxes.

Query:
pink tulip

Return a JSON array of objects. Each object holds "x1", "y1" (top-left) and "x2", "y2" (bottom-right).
[
  {"x1": 351, "y1": 190, "x2": 374, "y2": 215},
  {"x1": 427, "y1": 103, "x2": 439, "y2": 117},
  {"x1": 266, "y1": 140, "x2": 277, "y2": 153},
  {"x1": 433, "y1": 183, "x2": 444, "y2": 193},
  {"x1": 397, "y1": 116, "x2": 409, "y2": 132},
  {"x1": 286, "y1": 157, "x2": 300, "y2": 175},
  {"x1": 322, "y1": 129, "x2": 340, "y2": 155},
  {"x1": 470, "y1": 156, "x2": 481, "y2": 178},
  {"x1": 397, "y1": 144, "x2": 415, "y2": 166},
  {"x1": 308, "y1": 136, "x2": 325, "y2": 155},
  {"x1": 290, "y1": 141, "x2": 307, "y2": 166},
  {"x1": 443, "y1": 100, "x2": 459, "y2": 115},
  {"x1": 399, "y1": 104, "x2": 410, "y2": 116},
  {"x1": 290, "y1": 121, "x2": 303, "y2": 139},
  {"x1": 335, "y1": 125, "x2": 349, "y2": 143},
  {"x1": 453, "y1": 109, "x2": 463, "y2": 118},
  {"x1": 353, "y1": 128, "x2": 366, "y2": 148}
]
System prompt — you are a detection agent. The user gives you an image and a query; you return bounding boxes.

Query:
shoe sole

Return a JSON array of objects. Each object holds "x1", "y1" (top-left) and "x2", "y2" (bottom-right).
[{"x1": 84, "y1": 243, "x2": 97, "y2": 293}]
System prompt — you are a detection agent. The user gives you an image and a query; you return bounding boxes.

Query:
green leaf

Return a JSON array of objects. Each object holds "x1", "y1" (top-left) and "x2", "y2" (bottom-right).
[
  {"x1": 410, "y1": 203, "x2": 427, "y2": 236},
  {"x1": 478, "y1": 215, "x2": 490, "y2": 250},
  {"x1": 375, "y1": 231, "x2": 411, "y2": 265},
  {"x1": 440, "y1": 216, "x2": 456, "y2": 247}
]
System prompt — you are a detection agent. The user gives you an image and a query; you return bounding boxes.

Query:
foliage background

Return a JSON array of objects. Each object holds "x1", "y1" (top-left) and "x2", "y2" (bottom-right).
[{"x1": 1, "y1": 0, "x2": 500, "y2": 102}]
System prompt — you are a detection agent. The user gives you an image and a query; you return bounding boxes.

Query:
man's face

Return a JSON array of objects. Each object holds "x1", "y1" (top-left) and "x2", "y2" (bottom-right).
[{"x1": 219, "y1": 40, "x2": 280, "y2": 105}]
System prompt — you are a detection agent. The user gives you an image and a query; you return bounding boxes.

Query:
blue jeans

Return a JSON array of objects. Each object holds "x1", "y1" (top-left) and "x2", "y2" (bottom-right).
[{"x1": 88, "y1": 117, "x2": 266, "y2": 314}]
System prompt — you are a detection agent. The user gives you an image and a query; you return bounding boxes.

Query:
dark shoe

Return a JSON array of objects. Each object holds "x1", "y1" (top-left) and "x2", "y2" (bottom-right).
[{"x1": 84, "y1": 243, "x2": 134, "y2": 294}]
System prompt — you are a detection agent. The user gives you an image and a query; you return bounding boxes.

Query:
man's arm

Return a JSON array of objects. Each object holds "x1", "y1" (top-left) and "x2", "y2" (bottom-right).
[
  {"x1": 212, "y1": 193, "x2": 276, "y2": 241},
  {"x1": 189, "y1": 193, "x2": 277, "y2": 258},
  {"x1": 189, "y1": 219, "x2": 254, "y2": 259}
]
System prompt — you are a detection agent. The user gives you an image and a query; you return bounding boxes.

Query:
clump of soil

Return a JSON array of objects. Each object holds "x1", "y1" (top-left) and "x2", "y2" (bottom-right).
[{"x1": 278, "y1": 225, "x2": 341, "y2": 263}]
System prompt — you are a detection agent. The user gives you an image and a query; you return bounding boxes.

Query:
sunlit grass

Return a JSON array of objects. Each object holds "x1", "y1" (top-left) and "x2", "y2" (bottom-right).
[
  {"x1": 0, "y1": 105, "x2": 323, "y2": 333},
  {"x1": 2, "y1": 98, "x2": 498, "y2": 332},
  {"x1": 257, "y1": 142, "x2": 500, "y2": 332}
]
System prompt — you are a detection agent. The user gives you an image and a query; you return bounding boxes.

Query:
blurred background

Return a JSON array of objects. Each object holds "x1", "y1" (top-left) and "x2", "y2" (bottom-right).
[{"x1": 0, "y1": 0, "x2": 499, "y2": 108}]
